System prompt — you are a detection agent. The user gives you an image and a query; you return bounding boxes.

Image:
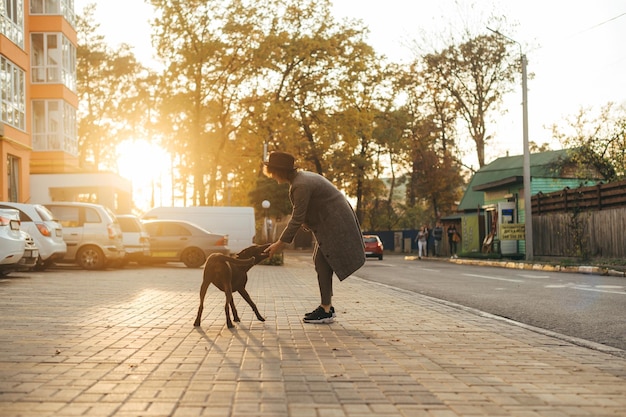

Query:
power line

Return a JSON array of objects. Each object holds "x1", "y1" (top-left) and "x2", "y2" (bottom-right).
[
  {"x1": 526, "y1": 10, "x2": 626, "y2": 55},
  {"x1": 571, "y1": 11, "x2": 626, "y2": 37}
]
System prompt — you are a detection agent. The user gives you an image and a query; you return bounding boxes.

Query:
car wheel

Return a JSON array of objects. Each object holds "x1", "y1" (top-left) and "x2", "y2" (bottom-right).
[
  {"x1": 33, "y1": 256, "x2": 48, "y2": 271},
  {"x1": 76, "y1": 245, "x2": 105, "y2": 270},
  {"x1": 181, "y1": 247, "x2": 206, "y2": 268},
  {"x1": 378, "y1": 254, "x2": 383, "y2": 260}
]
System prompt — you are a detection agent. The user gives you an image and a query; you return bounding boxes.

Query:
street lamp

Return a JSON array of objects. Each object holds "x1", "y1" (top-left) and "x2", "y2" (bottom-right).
[
  {"x1": 488, "y1": 28, "x2": 534, "y2": 261},
  {"x1": 261, "y1": 200, "x2": 271, "y2": 243}
]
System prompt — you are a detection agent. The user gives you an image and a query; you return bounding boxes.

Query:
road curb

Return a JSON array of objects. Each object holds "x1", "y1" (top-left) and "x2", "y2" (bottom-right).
[{"x1": 404, "y1": 255, "x2": 626, "y2": 277}]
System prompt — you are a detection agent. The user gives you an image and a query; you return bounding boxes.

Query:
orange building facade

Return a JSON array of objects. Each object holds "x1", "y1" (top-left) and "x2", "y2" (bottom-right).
[
  {"x1": 1, "y1": 1, "x2": 132, "y2": 212},
  {"x1": 1, "y1": 0, "x2": 79, "y2": 203}
]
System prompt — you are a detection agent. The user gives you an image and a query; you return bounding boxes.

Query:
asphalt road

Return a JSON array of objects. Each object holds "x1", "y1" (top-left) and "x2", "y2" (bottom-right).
[{"x1": 352, "y1": 254, "x2": 626, "y2": 352}]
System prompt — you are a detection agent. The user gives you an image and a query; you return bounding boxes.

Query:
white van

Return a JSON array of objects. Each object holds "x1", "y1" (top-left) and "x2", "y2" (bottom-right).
[{"x1": 142, "y1": 206, "x2": 255, "y2": 253}]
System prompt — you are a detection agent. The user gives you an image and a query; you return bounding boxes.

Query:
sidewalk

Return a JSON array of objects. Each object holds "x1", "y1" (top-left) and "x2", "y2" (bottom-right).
[{"x1": 0, "y1": 256, "x2": 625, "y2": 417}]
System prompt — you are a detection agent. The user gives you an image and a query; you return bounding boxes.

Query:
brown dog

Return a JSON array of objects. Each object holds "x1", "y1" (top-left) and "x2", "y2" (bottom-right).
[{"x1": 194, "y1": 243, "x2": 271, "y2": 328}]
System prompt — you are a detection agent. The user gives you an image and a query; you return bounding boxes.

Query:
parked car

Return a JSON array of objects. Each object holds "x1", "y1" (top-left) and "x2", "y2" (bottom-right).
[
  {"x1": 142, "y1": 219, "x2": 229, "y2": 268},
  {"x1": 15, "y1": 231, "x2": 39, "y2": 271},
  {"x1": 0, "y1": 202, "x2": 66, "y2": 270},
  {"x1": 143, "y1": 206, "x2": 255, "y2": 252},
  {"x1": 363, "y1": 234, "x2": 384, "y2": 260},
  {"x1": 116, "y1": 214, "x2": 151, "y2": 264},
  {"x1": 44, "y1": 202, "x2": 125, "y2": 270},
  {"x1": 0, "y1": 208, "x2": 27, "y2": 276}
]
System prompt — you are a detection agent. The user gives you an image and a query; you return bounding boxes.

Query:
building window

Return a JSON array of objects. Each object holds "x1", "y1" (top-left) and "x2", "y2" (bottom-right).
[
  {"x1": 7, "y1": 154, "x2": 19, "y2": 202},
  {"x1": 0, "y1": 0, "x2": 24, "y2": 48},
  {"x1": 31, "y1": 32, "x2": 77, "y2": 91},
  {"x1": 0, "y1": 55, "x2": 26, "y2": 131},
  {"x1": 30, "y1": 0, "x2": 75, "y2": 26},
  {"x1": 32, "y1": 99, "x2": 77, "y2": 154}
]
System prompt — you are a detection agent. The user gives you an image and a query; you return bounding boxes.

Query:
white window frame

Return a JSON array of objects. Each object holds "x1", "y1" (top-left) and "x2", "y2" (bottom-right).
[
  {"x1": 0, "y1": 55, "x2": 26, "y2": 131},
  {"x1": 30, "y1": 32, "x2": 77, "y2": 91},
  {"x1": 29, "y1": 0, "x2": 75, "y2": 27},
  {"x1": 32, "y1": 99, "x2": 77, "y2": 155},
  {"x1": 0, "y1": 0, "x2": 24, "y2": 48}
]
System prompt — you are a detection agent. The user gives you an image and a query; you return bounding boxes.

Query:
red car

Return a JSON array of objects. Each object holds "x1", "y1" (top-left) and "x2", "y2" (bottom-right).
[{"x1": 363, "y1": 235, "x2": 383, "y2": 260}]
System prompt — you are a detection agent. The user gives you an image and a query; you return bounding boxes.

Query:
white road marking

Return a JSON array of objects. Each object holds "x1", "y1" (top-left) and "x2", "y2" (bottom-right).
[
  {"x1": 463, "y1": 273, "x2": 524, "y2": 283},
  {"x1": 545, "y1": 283, "x2": 626, "y2": 295},
  {"x1": 518, "y1": 274, "x2": 550, "y2": 279}
]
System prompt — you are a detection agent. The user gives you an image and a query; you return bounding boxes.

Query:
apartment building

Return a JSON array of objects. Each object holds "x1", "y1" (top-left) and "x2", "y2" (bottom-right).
[{"x1": 0, "y1": 0, "x2": 131, "y2": 212}]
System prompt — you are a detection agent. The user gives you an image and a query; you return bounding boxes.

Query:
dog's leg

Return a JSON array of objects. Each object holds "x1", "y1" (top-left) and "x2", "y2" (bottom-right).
[
  {"x1": 238, "y1": 289, "x2": 265, "y2": 322},
  {"x1": 194, "y1": 279, "x2": 211, "y2": 327},
  {"x1": 224, "y1": 285, "x2": 236, "y2": 328},
  {"x1": 230, "y1": 297, "x2": 241, "y2": 322}
]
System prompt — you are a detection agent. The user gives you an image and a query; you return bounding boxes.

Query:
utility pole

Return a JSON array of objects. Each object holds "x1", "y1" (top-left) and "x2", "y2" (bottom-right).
[
  {"x1": 488, "y1": 27, "x2": 533, "y2": 260},
  {"x1": 521, "y1": 53, "x2": 533, "y2": 260}
]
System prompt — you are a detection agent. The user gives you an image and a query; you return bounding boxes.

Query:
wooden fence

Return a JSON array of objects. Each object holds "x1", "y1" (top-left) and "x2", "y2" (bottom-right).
[
  {"x1": 532, "y1": 207, "x2": 626, "y2": 258},
  {"x1": 532, "y1": 179, "x2": 626, "y2": 214},
  {"x1": 531, "y1": 179, "x2": 626, "y2": 258}
]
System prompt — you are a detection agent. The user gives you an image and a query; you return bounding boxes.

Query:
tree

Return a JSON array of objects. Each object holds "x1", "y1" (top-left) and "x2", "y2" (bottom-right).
[
  {"x1": 76, "y1": 5, "x2": 144, "y2": 171},
  {"x1": 424, "y1": 33, "x2": 518, "y2": 168},
  {"x1": 551, "y1": 103, "x2": 626, "y2": 181},
  {"x1": 76, "y1": 0, "x2": 536, "y2": 232},
  {"x1": 239, "y1": 0, "x2": 383, "y2": 223},
  {"x1": 392, "y1": 62, "x2": 464, "y2": 224},
  {"x1": 150, "y1": 0, "x2": 258, "y2": 205}
]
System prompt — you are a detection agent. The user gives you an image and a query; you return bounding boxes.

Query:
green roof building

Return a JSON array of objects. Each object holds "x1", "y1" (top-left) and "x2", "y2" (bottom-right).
[{"x1": 456, "y1": 149, "x2": 604, "y2": 257}]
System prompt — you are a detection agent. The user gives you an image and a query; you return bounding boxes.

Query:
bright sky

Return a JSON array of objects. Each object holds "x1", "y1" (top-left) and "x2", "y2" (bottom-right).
[{"x1": 75, "y1": 0, "x2": 626, "y2": 208}]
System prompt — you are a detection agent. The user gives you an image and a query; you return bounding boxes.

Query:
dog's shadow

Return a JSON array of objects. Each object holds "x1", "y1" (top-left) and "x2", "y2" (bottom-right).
[{"x1": 193, "y1": 323, "x2": 273, "y2": 360}]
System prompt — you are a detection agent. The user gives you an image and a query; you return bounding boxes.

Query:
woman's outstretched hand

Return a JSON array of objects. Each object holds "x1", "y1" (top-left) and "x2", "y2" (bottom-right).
[{"x1": 265, "y1": 240, "x2": 285, "y2": 258}]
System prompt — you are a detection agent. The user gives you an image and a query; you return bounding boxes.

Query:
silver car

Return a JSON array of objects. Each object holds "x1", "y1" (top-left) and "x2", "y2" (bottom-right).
[
  {"x1": 0, "y1": 202, "x2": 66, "y2": 270},
  {"x1": 44, "y1": 202, "x2": 125, "y2": 270},
  {"x1": 142, "y1": 219, "x2": 229, "y2": 268}
]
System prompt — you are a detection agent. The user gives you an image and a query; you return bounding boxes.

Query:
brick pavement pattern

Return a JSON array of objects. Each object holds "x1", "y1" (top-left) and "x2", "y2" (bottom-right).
[{"x1": 0, "y1": 255, "x2": 625, "y2": 417}]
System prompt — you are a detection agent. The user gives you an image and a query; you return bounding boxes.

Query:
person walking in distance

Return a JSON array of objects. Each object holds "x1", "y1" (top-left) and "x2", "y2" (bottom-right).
[
  {"x1": 426, "y1": 223, "x2": 435, "y2": 256},
  {"x1": 432, "y1": 221, "x2": 443, "y2": 256},
  {"x1": 447, "y1": 224, "x2": 460, "y2": 258},
  {"x1": 264, "y1": 151, "x2": 365, "y2": 323},
  {"x1": 415, "y1": 226, "x2": 428, "y2": 259}
]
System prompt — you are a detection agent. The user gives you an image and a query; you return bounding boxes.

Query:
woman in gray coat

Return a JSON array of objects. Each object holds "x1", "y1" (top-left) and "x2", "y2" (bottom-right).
[{"x1": 264, "y1": 151, "x2": 365, "y2": 323}]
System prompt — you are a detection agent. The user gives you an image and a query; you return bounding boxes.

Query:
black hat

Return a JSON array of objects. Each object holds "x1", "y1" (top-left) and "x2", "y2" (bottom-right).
[{"x1": 264, "y1": 151, "x2": 296, "y2": 170}]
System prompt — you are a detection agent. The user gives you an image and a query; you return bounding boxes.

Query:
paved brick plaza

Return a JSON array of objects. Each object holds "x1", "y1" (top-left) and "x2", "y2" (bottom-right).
[{"x1": 0, "y1": 254, "x2": 625, "y2": 417}]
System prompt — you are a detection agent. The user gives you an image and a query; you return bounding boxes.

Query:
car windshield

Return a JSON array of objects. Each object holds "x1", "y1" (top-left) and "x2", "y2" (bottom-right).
[
  {"x1": 0, "y1": 205, "x2": 31, "y2": 222},
  {"x1": 364, "y1": 237, "x2": 378, "y2": 243},
  {"x1": 103, "y1": 207, "x2": 118, "y2": 224},
  {"x1": 118, "y1": 217, "x2": 141, "y2": 232}
]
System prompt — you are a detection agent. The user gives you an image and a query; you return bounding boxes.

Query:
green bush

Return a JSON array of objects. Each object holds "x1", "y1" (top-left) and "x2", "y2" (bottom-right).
[{"x1": 261, "y1": 253, "x2": 284, "y2": 266}]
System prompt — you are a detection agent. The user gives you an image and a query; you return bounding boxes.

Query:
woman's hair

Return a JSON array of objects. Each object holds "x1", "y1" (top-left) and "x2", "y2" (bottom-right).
[{"x1": 264, "y1": 165, "x2": 296, "y2": 180}]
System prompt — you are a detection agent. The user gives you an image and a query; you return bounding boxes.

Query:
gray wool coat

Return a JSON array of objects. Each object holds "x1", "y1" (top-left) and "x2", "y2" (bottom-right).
[{"x1": 278, "y1": 171, "x2": 365, "y2": 280}]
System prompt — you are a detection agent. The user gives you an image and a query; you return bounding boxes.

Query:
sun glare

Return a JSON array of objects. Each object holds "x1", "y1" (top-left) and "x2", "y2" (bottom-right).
[{"x1": 117, "y1": 140, "x2": 171, "y2": 211}]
